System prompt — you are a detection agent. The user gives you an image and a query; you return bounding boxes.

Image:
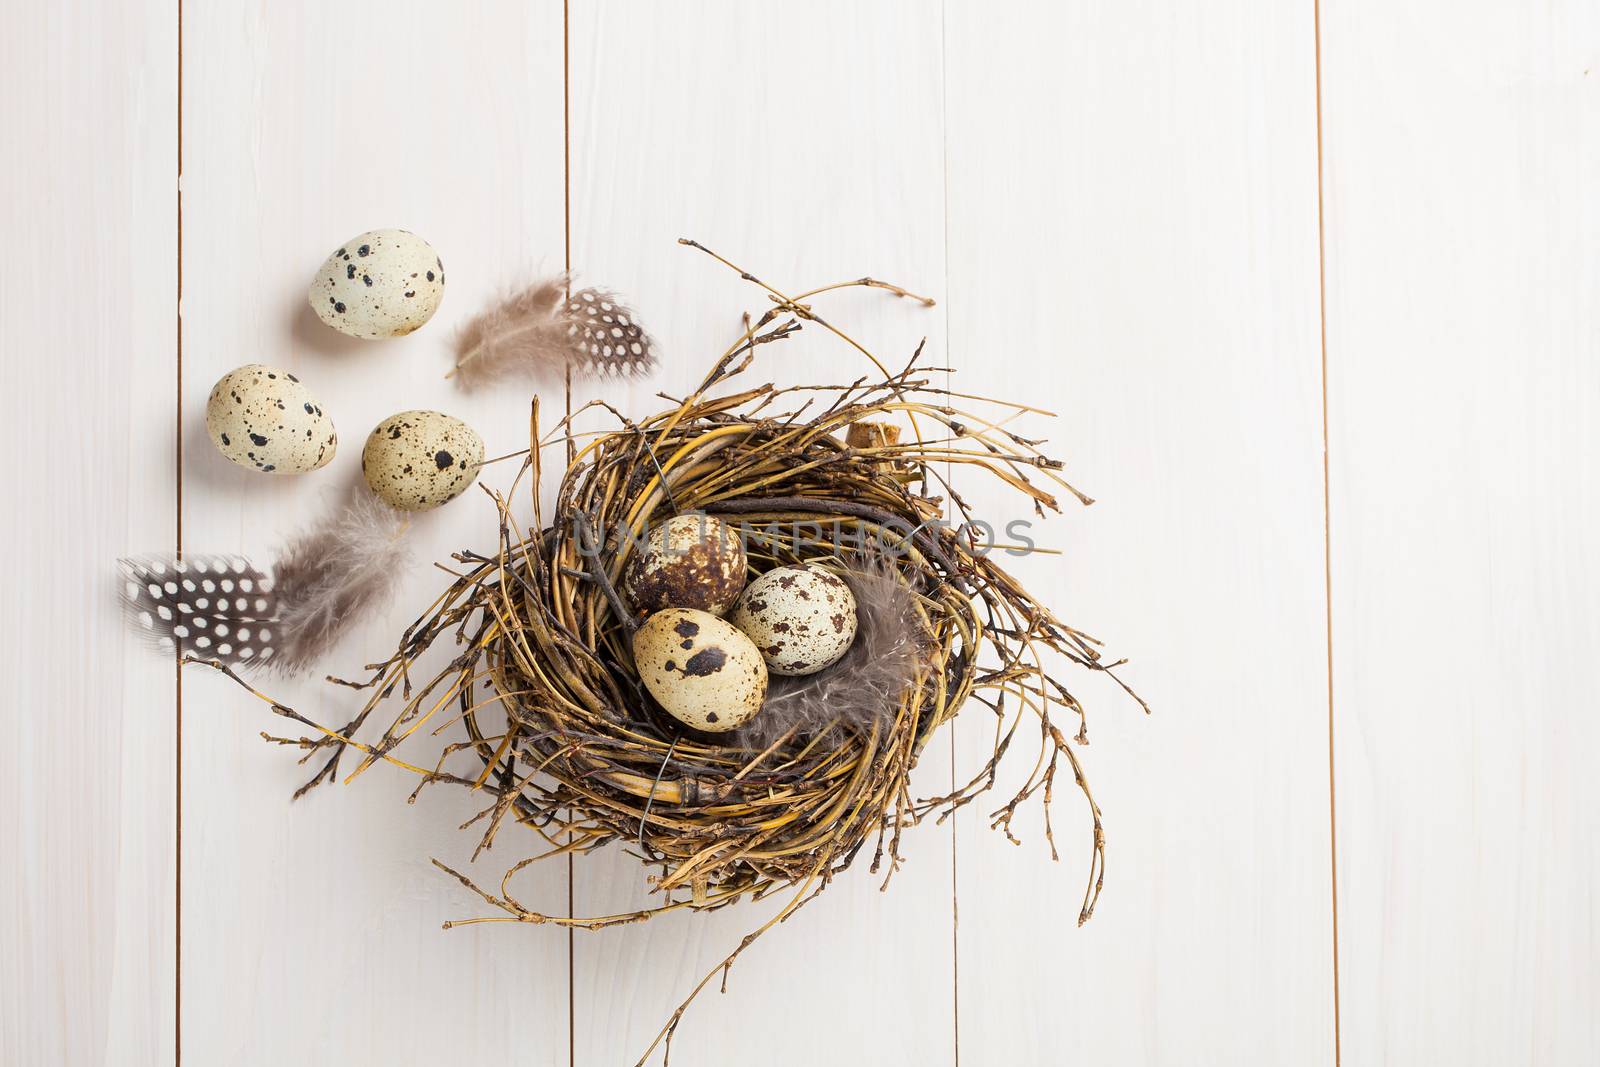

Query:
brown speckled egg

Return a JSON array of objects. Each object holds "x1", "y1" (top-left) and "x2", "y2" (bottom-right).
[
  {"x1": 731, "y1": 566, "x2": 858, "y2": 677},
  {"x1": 205, "y1": 364, "x2": 336, "y2": 475},
  {"x1": 309, "y1": 229, "x2": 445, "y2": 339},
  {"x1": 623, "y1": 514, "x2": 747, "y2": 617},
  {"x1": 361, "y1": 410, "x2": 483, "y2": 512},
  {"x1": 632, "y1": 608, "x2": 767, "y2": 733}
]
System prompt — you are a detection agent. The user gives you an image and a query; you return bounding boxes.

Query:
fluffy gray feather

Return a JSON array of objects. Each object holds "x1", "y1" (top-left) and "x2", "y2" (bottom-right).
[{"x1": 268, "y1": 491, "x2": 411, "y2": 673}]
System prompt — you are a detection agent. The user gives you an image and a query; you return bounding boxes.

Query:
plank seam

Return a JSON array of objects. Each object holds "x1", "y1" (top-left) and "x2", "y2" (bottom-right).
[
  {"x1": 563, "y1": 2, "x2": 576, "y2": 1065},
  {"x1": 1312, "y1": 0, "x2": 1343, "y2": 1063},
  {"x1": 939, "y1": 3, "x2": 960, "y2": 1064},
  {"x1": 174, "y1": 1, "x2": 185, "y2": 1063}
]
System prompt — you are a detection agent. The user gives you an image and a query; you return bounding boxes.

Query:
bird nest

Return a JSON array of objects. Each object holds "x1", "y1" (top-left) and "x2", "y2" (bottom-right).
[{"x1": 217, "y1": 252, "x2": 1139, "y2": 1064}]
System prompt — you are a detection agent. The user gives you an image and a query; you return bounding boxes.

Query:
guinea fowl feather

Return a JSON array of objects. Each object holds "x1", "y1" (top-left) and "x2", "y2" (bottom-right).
[
  {"x1": 119, "y1": 492, "x2": 410, "y2": 674},
  {"x1": 736, "y1": 560, "x2": 930, "y2": 749},
  {"x1": 119, "y1": 555, "x2": 279, "y2": 668},
  {"x1": 453, "y1": 274, "x2": 657, "y2": 386}
]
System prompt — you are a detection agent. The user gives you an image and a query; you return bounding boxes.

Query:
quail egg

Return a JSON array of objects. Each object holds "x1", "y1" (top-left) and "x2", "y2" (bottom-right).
[
  {"x1": 731, "y1": 565, "x2": 858, "y2": 676},
  {"x1": 204, "y1": 364, "x2": 336, "y2": 475},
  {"x1": 632, "y1": 608, "x2": 768, "y2": 733},
  {"x1": 309, "y1": 228, "x2": 445, "y2": 339},
  {"x1": 623, "y1": 513, "x2": 747, "y2": 617},
  {"x1": 361, "y1": 410, "x2": 483, "y2": 511}
]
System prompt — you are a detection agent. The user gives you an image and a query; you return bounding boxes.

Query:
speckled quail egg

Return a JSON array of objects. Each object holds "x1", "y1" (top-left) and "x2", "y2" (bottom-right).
[
  {"x1": 361, "y1": 410, "x2": 484, "y2": 511},
  {"x1": 308, "y1": 229, "x2": 445, "y2": 339},
  {"x1": 632, "y1": 608, "x2": 768, "y2": 733},
  {"x1": 623, "y1": 514, "x2": 747, "y2": 617},
  {"x1": 205, "y1": 364, "x2": 336, "y2": 475},
  {"x1": 731, "y1": 566, "x2": 858, "y2": 677}
]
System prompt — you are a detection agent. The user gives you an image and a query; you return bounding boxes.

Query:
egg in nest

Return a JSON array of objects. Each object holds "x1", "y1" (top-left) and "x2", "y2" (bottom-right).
[
  {"x1": 309, "y1": 228, "x2": 445, "y2": 340},
  {"x1": 205, "y1": 364, "x2": 336, "y2": 475},
  {"x1": 623, "y1": 514, "x2": 747, "y2": 617},
  {"x1": 632, "y1": 608, "x2": 767, "y2": 733},
  {"x1": 361, "y1": 410, "x2": 484, "y2": 512},
  {"x1": 731, "y1": 565, "x2": 858, "y2": 677}
]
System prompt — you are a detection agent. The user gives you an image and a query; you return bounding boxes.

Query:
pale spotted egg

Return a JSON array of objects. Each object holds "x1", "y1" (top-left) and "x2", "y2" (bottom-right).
[
  {"x1": 361, "y1": 410, "x2": 484, "y2": 512},
  {"x1": 309, "y1": 228, "x2": 445, "y2": 339},
  {"x1": 730, "y1": 566, "x2": 858, "y2": 677},
  {"x1": 204, "y1": 364, "x2": 336, "y2": 475},
  {"x1": 632, "y1": 608, "x2": 768, "y2": 733}
]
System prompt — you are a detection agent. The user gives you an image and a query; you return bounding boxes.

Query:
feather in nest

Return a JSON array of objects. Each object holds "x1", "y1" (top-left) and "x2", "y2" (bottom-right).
[
  {"x1": 119, "y1": 490, "x2": 411, "y2": 674},
  {"x1": 452, "y1": 273, "x2": 658, "y2": 387},
  {"x1": 735, "y1": 558, "x2": 931, "y2": 750}
]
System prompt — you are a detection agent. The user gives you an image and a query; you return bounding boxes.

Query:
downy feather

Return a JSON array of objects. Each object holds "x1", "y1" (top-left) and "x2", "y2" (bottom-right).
[{"x1": 268, "y1": 490, "x2": 411, "y2": 673}]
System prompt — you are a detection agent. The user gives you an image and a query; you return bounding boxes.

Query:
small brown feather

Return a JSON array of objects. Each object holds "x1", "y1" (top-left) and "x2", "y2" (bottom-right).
[{"x1": 453, "y1": 274, "x2": 658, "y2": 386}]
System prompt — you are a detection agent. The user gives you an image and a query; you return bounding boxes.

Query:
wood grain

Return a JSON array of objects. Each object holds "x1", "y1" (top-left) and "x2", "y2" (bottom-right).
[
  {"x1": 9, "y1": 2, "x2": 1600, "y2": 1064},
  {"x1": 177, "y1": 4, "x2": 570, "y2": 1063},
  {"x1": 944, "y1": 2, "x2": 1337, "y2": 1063},
  {"x1": 0, "y1": 3, "x2": 178, "y2": 1064},
  {"x1": 1321, "y1": 3, "x2": 1600, "y2": 1062},
  {"x1": 565, "y1": 2, "x2": 953, "y2": 1062}
]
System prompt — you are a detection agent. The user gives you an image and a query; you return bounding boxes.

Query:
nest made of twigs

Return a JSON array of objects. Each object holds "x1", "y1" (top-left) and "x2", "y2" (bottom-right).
[{"x1": 215, "y1": 245, "x2": 1140, "y2": 1065}]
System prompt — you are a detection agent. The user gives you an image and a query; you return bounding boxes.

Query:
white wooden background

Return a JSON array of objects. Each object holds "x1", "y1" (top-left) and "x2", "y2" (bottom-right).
[{"x1": 3, "y1": 1, "x2": 1595, "y2": 1064}]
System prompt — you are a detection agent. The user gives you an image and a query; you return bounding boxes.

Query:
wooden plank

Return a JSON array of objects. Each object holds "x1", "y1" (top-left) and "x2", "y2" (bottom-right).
[
  {"x1": 944, "y1": 3, "x2": 1336, "y2": 1063},
  {"x1": 565, "y1": 2, "x2": 953, "y2": 1062},
  {"x1": 1321, "y1": 4, "x2": 1600, "y2": 1062},
  {"x1": 178, "y1": 4, "x2": 571, "y2": 1062},
  {"x1": 0, "y1": 3, "x2": 178, "y2": 1065}
]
